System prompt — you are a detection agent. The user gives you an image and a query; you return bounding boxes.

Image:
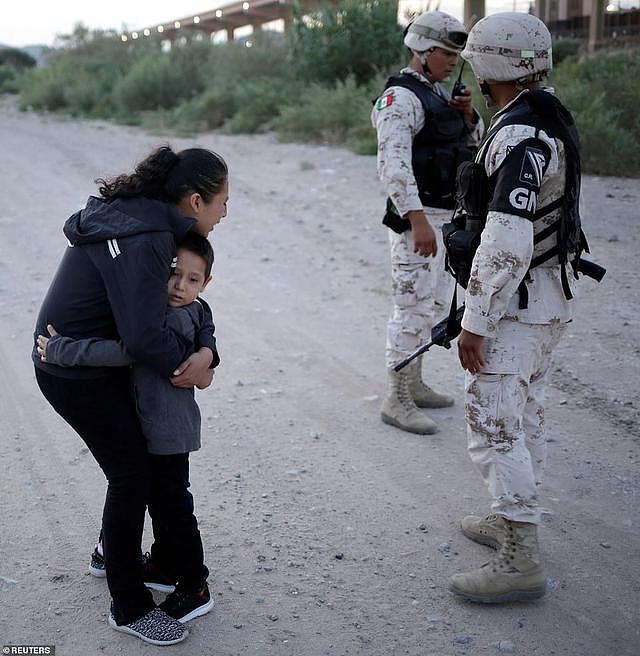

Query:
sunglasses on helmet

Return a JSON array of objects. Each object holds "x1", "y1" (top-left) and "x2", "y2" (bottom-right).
[{"x1": 409, "y1": 24, "x2": 468, "y2": 50}]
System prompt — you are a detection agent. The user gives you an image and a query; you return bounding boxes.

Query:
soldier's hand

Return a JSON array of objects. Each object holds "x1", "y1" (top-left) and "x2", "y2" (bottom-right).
[
  {"x1": 458, "y1": 328, "x2": 486, "y2": 374},
  {"x1": 449, "y1": 89, "x2": 475, "y2": 123},
  {"x1": 406, "y1": 210, "x2": 437, "y2": 257}
]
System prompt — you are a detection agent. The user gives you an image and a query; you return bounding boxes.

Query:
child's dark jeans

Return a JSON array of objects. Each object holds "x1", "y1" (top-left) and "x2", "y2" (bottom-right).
[{"x1": 148, "y1": 452, "x2": 208, "y2": 591}]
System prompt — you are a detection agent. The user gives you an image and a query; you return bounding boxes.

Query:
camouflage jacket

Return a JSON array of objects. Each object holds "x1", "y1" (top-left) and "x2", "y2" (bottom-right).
[
  {"x1": 461, "y1": 90, "x2": 576, "y2": 338},
  {"x1": 371, "y1": 67, "x2": 484, "y2": 216}
]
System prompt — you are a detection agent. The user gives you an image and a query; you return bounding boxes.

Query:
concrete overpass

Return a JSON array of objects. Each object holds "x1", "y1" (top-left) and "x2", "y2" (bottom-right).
[
  {"x1": 122, "y1": 0, "x2": 338, "y2": 43},
  {"x1": 122, "y1": 0, "x2": 606, "y2": 51}
]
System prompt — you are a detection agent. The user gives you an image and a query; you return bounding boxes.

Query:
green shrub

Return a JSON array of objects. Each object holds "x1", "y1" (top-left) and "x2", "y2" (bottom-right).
[
  {"x1": 113, "y1": 42, "x2": 211, "y2": 113},
  {"x1": 19, "y1": 25, "x2": 147, "y2": 115},
  {"x1": 0, "y1": 47, "x2": 36, "y2": 71},
  {"x1": 273, "y1": 76, "x2": 375, "y2": 148},
  {"x1": 63, "y1": 72, "x2": 106, "y2": 115},
  {"x1": 201, "y1": 35, "x2": 290, "y2": 83},
  {"x1": 223, "y1": 78, "x2": 301, "y2": 133},
  {"x1": 19, "y1": 63, "x2": 72, "y2": 110},
  {"x1": 169, "y1": 86, "x2": 239, "y2": 132},
  {"x1": 0, "y1": 65, "x2": 18, "y2": 93},
  {"x1": 552, "y1": 38, "x2": 581, "y2": 65},
  {"x1": 551, "y1": 50, "x2": 640, "y2": 175},
  {"x1": 288, "y1": 0, "x2": 403, "y2": 84}
]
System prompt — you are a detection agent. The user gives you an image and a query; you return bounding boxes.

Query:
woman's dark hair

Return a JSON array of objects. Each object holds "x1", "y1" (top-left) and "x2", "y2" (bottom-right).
[
  {"x1": 178, "y1": 231, "x2": 215, "y2": 279},
  {"x1": 96, "y1": 145, "x2": 228, "y2": 204}
]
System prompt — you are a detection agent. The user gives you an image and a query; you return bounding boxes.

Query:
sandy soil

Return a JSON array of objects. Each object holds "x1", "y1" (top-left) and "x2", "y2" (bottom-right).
[{"x1": 0, "y1": 98, "x2": 638, "y2": 656}]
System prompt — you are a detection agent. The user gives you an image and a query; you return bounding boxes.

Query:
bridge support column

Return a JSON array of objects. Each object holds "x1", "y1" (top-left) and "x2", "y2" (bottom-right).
[
  {"x1": 463, "y1": 0, "x2": 485, "y2": 28},
  {"x1": 535, "y1": 0, "x2": 547, "y2": 20},
  {"x1": 588, "y1": 0, "x2": 605, "y2": 51}
]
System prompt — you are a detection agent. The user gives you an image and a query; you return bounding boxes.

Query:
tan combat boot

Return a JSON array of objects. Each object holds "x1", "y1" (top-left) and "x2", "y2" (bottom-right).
[
  {"x1": 408, "y1": 356, "x2": 454, "y2": 409},
  {"x1": 449, "y1": 520, "x2": 547, "y2": 603},
  {"x1": 460, "y1": 514, "x2": 508, "y2": 549},
  {"x1": 381, "y1": 367, "x2": 438, "y2": 435}
]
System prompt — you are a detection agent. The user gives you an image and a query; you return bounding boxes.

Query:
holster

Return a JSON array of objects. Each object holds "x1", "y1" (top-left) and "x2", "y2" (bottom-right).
[
  {"x1": 442, "y1": 214, "x2": 483, "y2": 289},
  {"x1": 441, "y1": 160, "x2": 490, "y2": 288},
  {"x1": 382, "y1": 197, "x2": 411, "y2": 234}
]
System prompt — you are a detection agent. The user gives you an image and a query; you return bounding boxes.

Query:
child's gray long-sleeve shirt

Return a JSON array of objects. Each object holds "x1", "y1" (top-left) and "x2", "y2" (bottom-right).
[{"x1": 45, "y1": 301, "x2": 206, "y2": 455}]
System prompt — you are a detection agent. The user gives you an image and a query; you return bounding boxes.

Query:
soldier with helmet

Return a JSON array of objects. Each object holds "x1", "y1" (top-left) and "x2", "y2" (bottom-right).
[
  {"x1": 372, "y1": 11, "x2": 484, "y2": 435},
  {"x1": 446, "y1": 12, "x2": 601, "y2": 602}
]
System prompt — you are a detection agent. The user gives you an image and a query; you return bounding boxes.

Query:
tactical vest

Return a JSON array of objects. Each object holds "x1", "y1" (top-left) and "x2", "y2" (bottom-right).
[
  {"x1": 442, "y1": 89, "x2": 603, "y2": 309},
  {"x1": 381, "y1": 73, "x2": 474, "y2": 233}
]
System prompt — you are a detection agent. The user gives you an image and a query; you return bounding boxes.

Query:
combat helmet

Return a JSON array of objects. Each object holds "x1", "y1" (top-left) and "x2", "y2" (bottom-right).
[
  {"x1": 461, "y1": 12, "x2": 552, "y2": 85},
  {"x1": 404, "y1": 11, "x2": 467, "y2": 53}
]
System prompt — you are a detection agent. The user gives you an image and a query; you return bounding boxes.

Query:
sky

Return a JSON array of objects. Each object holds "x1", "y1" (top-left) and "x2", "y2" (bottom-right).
[{"x1": 2, "y1": 0, "x2": 533, "y2": 48}]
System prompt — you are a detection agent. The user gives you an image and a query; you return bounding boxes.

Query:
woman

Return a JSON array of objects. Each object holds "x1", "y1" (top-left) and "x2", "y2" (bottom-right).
[{"x1": 33, "y1": 146, "x2": 228, "y2": 645}]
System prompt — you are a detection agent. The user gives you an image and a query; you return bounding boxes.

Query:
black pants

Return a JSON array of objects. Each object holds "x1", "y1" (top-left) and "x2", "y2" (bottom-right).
[
  {"x1": 35, "y1": 367, "x2": 207, "y2": 624},
  {"x1": 148, "y1": 452, "x2": 208, "y2": 591}
]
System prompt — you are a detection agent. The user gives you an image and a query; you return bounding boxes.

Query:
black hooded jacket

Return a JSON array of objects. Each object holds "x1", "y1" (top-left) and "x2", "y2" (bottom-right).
[{"x1": 33, "y1": 196, "x2": 219, "y2": 379}]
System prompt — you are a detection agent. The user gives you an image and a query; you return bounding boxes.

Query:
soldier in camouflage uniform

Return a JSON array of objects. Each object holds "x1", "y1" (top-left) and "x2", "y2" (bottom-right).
[
  {"x1": 448, "y1": 12, "x2": 587, "y2": 603},
  {"x1": 371, "y1": 11, "x2": 484, "y2": 435}
]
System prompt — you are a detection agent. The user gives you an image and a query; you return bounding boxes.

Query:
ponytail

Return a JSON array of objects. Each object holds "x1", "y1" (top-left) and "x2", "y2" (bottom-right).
[{"x1": 96, "y1": 145, "x2": 228, "y2": 204}]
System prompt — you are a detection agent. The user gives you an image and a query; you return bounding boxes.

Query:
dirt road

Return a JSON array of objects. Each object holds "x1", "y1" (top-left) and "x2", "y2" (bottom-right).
[{"x1": 0, "y1": 99, "x2": 638, "y2": 655}]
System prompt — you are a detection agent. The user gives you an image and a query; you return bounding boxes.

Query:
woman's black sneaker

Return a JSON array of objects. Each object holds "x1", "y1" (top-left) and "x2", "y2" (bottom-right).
[
  {"x1": 88, "y1": 549, "x2": 176, "y2": 593},
  {"x1": 108, "y1": 607, "x2": 188, "y2": 645},
  {"x1": 89, "y1": 547, "x2": 106, "y2": 578},
  {"x1": 159, "y1": 582, "x2": 214, "y2": 623}
]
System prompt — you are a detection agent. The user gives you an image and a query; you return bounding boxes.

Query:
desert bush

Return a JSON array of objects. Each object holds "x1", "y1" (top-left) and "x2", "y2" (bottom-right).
[
  {"x1": 223, "y1": 78, "x2": 295, "y2": 133},
  {"x1": 0, "y1": 65, "x2": 19, "y2": 93},
  {"x1": 201, "y1": 35, "x2": 290, "y2": 82},
  {"x1": 20, "y1": 62, "x2": 73, "y2": 110},
  {"x1": 552, "y1": 38, "x2": 581, "y2": 65},
  {"x1": 0, "y1": 47, "x2": 36, "y2": 71},
  {"x1": 288, "y1": 0, "x2": 403, "y2": 85},
  {"x1": 0, "y1": 48, "x2": 36, "y2": 94},
  {"x1": 19, "y1": 24, "x2": 147, "y2": 115},
  {"x1": 551, "y1": 50, "x2": 640, "y2": 176},
  {"x1": 113, "y1": 41, "x2": 212, "y2": 113},
  {"x1": 273, "y1": 76, "x2": 377, "y2": 150},
  {"x1": 169, "y1": 86, "x2": 240, "y2": 133}
]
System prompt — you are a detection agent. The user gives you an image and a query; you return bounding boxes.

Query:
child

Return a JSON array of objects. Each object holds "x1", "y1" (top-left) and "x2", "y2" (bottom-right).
[{"x1": 37, "y1": 232, "x2": 216, "y2": 624}]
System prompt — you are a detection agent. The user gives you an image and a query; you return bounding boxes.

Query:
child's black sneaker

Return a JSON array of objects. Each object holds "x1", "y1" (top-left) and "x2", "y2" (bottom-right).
[
  {"x1": 89, "y1": 546, "x2": 106, "y2": 578},
  {"x1": 159, "y1": 582, "x2": 214, "y2": 623},
  {"x1": 108, "y1": 607, "x2": 188, "y2": 645},
  {"x1": 142, "y1": 553, "x2": 177, "y2": 593}
]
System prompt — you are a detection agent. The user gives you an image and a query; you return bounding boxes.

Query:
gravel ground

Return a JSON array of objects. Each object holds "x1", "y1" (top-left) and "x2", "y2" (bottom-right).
[{"x1": 0, "y1": 98, "x2": 638, "y2": 655}]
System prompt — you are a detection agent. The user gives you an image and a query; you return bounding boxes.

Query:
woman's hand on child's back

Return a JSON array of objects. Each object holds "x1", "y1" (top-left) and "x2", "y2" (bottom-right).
[
  {"x1": 36, "y1": 324, "x2": 59, "y2": 362},
  {"x1": 171, "y1": 348, "x2": 215, "y2": 389}
]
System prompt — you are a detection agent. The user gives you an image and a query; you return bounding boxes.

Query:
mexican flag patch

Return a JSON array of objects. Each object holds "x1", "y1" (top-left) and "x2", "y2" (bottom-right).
[{"x1": 376, "y1": 93, "x2": 394, "y2": 110}]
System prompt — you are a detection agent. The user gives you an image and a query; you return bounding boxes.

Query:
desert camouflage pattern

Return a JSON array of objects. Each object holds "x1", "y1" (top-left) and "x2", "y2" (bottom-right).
[
  {"x1": 465, "y1": 319, "x2": 566, "y2": 524},
  {"x1": 386, "y1": 208, "x2": 453, "y2": 368},
  {"x1": 372, "y1": 67, "x2": 483, "y2": 368},
  {"x1": 462, "y1": 90, "x2": 575, "y2": 524}
]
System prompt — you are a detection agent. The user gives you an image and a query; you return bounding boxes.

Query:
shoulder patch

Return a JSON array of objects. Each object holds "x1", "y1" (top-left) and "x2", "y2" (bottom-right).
[
  {"x1": 519, "y1": 146, "x2": 547, "y2": 187},
  {"x1": 376, "y1": 93, "x2": 394, "y2": 111}
]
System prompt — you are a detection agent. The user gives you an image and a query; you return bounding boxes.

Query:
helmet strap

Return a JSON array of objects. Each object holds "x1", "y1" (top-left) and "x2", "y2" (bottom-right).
[
  {"x1": 479, "y1": 80, "x2": 497, "y2": 108},
  {"x1": 418, "y1": 48, "x2": 435, "y2": 76}
]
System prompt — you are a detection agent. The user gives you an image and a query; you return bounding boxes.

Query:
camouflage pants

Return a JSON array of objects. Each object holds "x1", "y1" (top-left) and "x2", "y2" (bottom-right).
[
  {"x1": 464, "y1": 318, "x2": 567, "y2": 524},
  {"x1": 386, "y1": 208, "x2": 453, "y2": 369}
]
